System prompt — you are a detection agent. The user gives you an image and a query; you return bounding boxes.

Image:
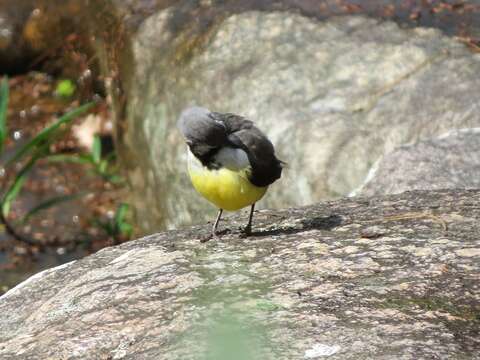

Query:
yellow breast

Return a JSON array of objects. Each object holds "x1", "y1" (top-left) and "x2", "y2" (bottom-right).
[{"x1": 188, "y1": 166, "x2": 267, "y2": 211}]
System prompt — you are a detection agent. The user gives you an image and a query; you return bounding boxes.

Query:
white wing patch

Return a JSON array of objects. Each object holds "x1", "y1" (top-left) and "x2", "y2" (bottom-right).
[
  {"x1": 213, "y1": 147, "x2": 250, "y2": 171},
  {"x1": 186, "y1": 146, "x2": 250, "y2": 172}
]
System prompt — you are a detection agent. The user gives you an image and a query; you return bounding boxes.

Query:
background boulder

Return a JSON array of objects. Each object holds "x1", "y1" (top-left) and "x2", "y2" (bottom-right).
[
  {"x1": 356, "y1": 128, "x2": 480, "y2": 196},
  {"x1": 85, "y1": 2, "x2": 480, "y2": 231}
]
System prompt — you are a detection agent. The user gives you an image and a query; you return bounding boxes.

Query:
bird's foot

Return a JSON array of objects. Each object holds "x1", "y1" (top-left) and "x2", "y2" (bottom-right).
[{"x1": 239, "y1": 225, "x2": 252, "y2": 238}]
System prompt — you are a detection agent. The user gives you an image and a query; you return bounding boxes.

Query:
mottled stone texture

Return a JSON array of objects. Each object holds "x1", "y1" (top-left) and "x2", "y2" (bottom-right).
[
  {"x1": 358, "y1": 128, "x2": 480, "y2": 196},
  {"x1": 0, "y1": 190, "x2": 479, "y2": 359},
  {"x1": 87, "y1": 2, "x2": 480, "y2": 231}
]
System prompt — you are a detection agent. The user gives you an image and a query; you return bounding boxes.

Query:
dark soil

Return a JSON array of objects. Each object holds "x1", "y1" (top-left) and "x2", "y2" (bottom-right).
[{"x1": 0, "y1": 73, "x2": 130, "y2": 295}]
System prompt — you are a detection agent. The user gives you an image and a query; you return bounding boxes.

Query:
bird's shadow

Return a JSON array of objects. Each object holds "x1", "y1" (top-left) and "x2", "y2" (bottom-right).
[{"x1": 249, "y1": 214, "x2": 343, "y2": 237}]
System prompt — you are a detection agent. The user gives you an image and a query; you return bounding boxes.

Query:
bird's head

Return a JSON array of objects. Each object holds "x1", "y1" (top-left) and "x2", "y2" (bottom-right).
[{"x1": 177, "y1": 106, "x2": 227, "y2": 149}]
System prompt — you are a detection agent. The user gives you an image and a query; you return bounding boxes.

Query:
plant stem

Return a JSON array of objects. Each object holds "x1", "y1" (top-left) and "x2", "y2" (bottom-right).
[{"x1": 0, "y1": 210, "x2": 37, "y2": 246}]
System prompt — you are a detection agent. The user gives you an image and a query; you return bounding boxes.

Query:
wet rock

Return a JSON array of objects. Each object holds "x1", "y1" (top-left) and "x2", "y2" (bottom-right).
[
  {"x1": 0, "y1": 189, "x2": 479, "y2": 359},
  {"x1": 87, "y1": 1, "x2": 480, "y2": 230},
  {"x1": 357, "y1": 128, "x2": 480, "y2": 196}
]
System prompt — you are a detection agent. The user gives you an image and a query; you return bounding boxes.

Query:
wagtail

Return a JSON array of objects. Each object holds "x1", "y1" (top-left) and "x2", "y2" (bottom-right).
[{"x1": 178, "y1": 107, "x2": 283, "y2": 238}]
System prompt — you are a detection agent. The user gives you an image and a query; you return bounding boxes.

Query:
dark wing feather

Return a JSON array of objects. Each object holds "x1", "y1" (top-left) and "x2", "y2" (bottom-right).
[
  {"x1": 211, "y1": 112, "x2": 283, "y2": 187},
  {"x1": 184, "y1": 115, "x2": 226, "y2": 148}
]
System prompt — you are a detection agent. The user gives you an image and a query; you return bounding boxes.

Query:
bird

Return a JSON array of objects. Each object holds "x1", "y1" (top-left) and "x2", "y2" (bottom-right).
[{"x1": 177, "y1": 106, "x2": 283, "y2": 240}]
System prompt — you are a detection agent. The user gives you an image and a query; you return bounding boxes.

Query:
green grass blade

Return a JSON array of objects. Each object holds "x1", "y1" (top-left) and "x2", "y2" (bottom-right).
[
  {"x1": 46, "y1": 153, "x2": 94, "y2": 165},
  {"x1": 6, "y1": 102, "x2": 94, "y2": 167},
  {"x1": 1, "y1": 173, "x2": 27, "y2": 217},
  {"x1": 104, "y1": 152, "x2": 116, "y2": 162},
  {"x1": 114, "y1": 203, "x2": 129, "y2": 225},
  {"x1": 2, "y1": 141, "x2": 50, "y2": 217},
  {"x1": 104, "y1": 174, "x2": 125, "y2": 184},
  {"x1": 98, "y1": 160, "x2": 108, "y2": 174},
  {"x1": 92, "y1": 135, "x2": 101, "y2": 164},
  {"x1": 0, "y1": 76, "x2": 9, "y2": 155},
  {"x1": 119, "y1": 222, "x2": 133, "y2": 237},
  {"x1": 19, "y1": 193, "x2": 85, "y2": 223},
  {"x1": 114, "y1": 203, "x2": 132, "y2": 236},
  {"x1": 1, "y1": 154, "x2": 39, "y2": 217},
  {"x1": 92, "y1": 218, "x2": 114, "y2": 236}
]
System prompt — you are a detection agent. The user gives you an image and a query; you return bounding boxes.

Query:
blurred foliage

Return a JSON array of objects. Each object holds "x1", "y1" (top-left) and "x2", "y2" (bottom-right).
[
  {"x1": 0, "y1": 78, "x2": 8, "y2": 155},
  {"x1": 55, "y1": 79, "x2": 76, "y2": 98},
  {"x1": 1, "y1": 99, "x2": 94, "y2": 219},
  {"x1": 0, "y1": 76, "x2": 131, "y2": 245},
  {"x1": 47, "y1": 134, "x2": 124, "y2": 184},
  {"x1": 4, "y1": 102, "x2": 94, "y2": 169},
  {"x1": 94, "y1": 203, "x2": 133, "y2": 243}
]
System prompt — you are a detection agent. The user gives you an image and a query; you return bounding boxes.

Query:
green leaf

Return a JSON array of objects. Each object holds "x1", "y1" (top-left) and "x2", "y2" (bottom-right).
[
  {"x1": 119, "y1": 222, "x2": 133, "y2": 237},
  {"x1": 46, "y1": 153, "x2": 94, "y2": 165},
  {"x1": 1, "y1": 153, "x2": 39, "y2": 217},
  {"x1": 98, "y1": 160, "x2": 108, "y2": 174},
  {"x1": 114, "y1": 203, "x2": 129, "y2": 224},
  {"x1": 0, "y1": 76, "x2": 9, "y2": 155},
  {"x1": 19, "y1": 193, "x2": 85, "y2": 223},
  {"x1": 92, "y1": 135, "x2": 102, "y2": 164},
  {"x1": 2, "y1": 173, "x2": 27, "y2": 217},
  {"x1": 92, "y1": 218, "x2": 114, "y2": 236},
  {"x1": 104, "y1": 174, "x2": 125, "y2": 184},
  {"x1": 2, "y1": 140, "x2": 51, "y2": 217},
  {"x1": 55, "y1": 79, "x2": 76, "y2": 98},
  {"x1": 6, "y1": 102, "x2": 94, "y2": 167},
  {"x1": 114, "y1": 203, "x2": 132, "y2": 237},
  {"x1": 104, "y1": 152, "x2": 116, "y2": 162}
]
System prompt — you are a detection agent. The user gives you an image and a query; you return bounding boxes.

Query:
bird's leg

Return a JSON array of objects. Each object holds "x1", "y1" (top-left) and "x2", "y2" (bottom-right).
[
  {"x1": 241, "y1": 203, "x2": 255, "y2": 237},
  {"x1": 201, "y1": 209, "x2": 224, "y2": 243},
  {"x1": 212, "y1": 209, "x2": 223, "y2": 236},
  {"x1": 201, "y1": 209, "x2": 233, "y2": 242}
]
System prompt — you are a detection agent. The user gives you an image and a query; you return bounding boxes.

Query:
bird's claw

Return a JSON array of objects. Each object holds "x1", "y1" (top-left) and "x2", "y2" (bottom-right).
[{"x1": 239, "y1": 226, "x2": 252, "y2": 238}]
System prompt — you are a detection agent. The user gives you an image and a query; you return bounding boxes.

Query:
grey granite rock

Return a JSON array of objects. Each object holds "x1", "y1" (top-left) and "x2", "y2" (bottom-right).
[
  {"x1": 0, "y1": 189, "x2": 479, "y2": 359},
  {"x1": 87, "y1": 2, "x2": 480, "y2": 231},
  {"x1": 357, "y1": 128, "x2": 480, "y2": 196}
]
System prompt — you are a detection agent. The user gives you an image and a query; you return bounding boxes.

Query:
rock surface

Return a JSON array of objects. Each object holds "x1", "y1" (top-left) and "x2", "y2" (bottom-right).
[
  {"x1": 86, "y1": 1, "x2": 480, "y2": 231},
  {"x1": 357, "y1": 128, "x2": 480, "y2": 196},
  {"x1": 1, "y1": 189, "x2": 479, "y2": 359}
]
